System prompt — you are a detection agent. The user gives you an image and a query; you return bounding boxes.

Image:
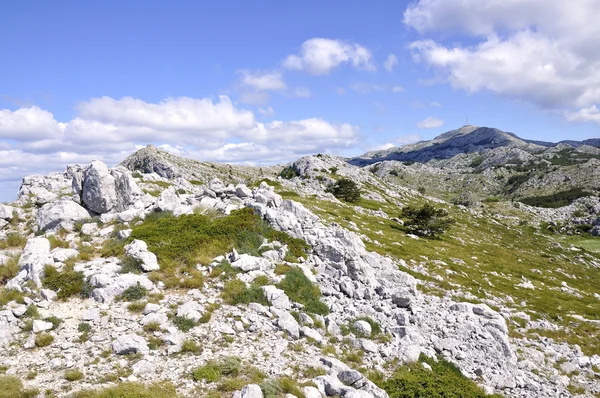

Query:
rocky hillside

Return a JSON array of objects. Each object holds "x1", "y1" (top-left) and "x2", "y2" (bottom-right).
[
  {"x1": 350, "y1": 126, "x2": 600, "y2": 206},
  {"x1": 0, "y1": 146, "x2": 599, "y2": 398}
]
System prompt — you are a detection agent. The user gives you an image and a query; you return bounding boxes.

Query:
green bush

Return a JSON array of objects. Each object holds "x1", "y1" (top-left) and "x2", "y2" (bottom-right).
[
  {"x1": 520, "y1": 188, "x2": 592, "y2": 208},
  {"x1": 64, "y1": 369, "x2": 84, "y2": 381},
  {"x1": 328, "y1": 178, "x2": 361, "y2": 203},
  {"x1": 399, "y1": 204, "x2": 454, "y2": 238},
  {"x1": 0, "y1": 233, "x2": 27, "y2": 249},
  {"x1": 35, "y1": 333, "x2": 54, "y2": 347},
  {"x1": 181, "y1": 339, "x2": 201, "y2": 354},
  {"x1": 43, "y1": 316, "x2": 62, "y2": 330},
  {"x1": 130, "y1": 208, "x2": 309, "y2": 286},
  {"x1": 192, "y1": 357, "x2": 241, "y2": 382},
  {"x1": 277, "y1": 268, "x2": 329, "y2": 315},
  {"x1": 221, "y1": 279, "x2": 269, "y2": 306},
  {"x1": 173, "y1": 316, "x2": 197, "y2": 332},
  {"x1": 0, "y1": 254, "x2": 20, "y2": 284},
  {"x1": 0, "y1": 375, "x2": 39, "y2": 398},
  {"x1": 71, "y1": 381, "x2": 177, "y2": 398},
  {"x1": 380, "y1": 355, "x2": 502, "y2": 398},
  {"x1": 120, "y1": 256, "x2": 144, "y2": 274},
  {"x1": 261, "y1": 377, "x2": 303, "y2": 398},
  {"x1": 42, "y1": 265, "x2": 88, "y2": 299},
  {"x1": 469, "y1": 155, "x2": 484, "y2": 168},
  {"x1": 279, "y1": 166, "x2": 300, "y2": 179},
  {"x1": 119, "y1": 282, "x2": 147, "y2": 301}
]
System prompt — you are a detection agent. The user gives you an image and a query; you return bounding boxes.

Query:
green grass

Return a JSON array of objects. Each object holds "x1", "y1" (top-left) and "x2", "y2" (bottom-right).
[
  {"x1": 380, "y1": 355, "x2": 503, "y2": 398},
  {"x1": 64, "y1": 369, "x2": 84, "y2": 381},
  {"x1": 43, "y1": 265, "x2": 89, "y2": 299},
  {"x1": 119, "y1": 282, "x2": 147, "y2": 301},
  {"x1": 34, "y1": 333, "x2": 54, "y2": 347},
  {"x1": 0, "y1": 376, "x2": 38, "y2": 398},
  {"x1": 277, "y1": 268, "x2": 329, "y2": 315},
  {"x1": 71, "y1": 381, "x2": 178, "y2": 398},
  {"x1": 0, "y1": 233, "x2": 27, "y2": 249},
  {"x1": 173, "y1": 316, "x2": 197, "y2": 332},
  {"x1": 221, "y1": 279, "x2": 269, "y2": 306},
  {"x1": 278, "y1": 182, "x2": 600, "y2": 356},
  {"x1": 192, "y1": 357, "x2": 242, "y2": 382},
  {"x1": 130, "y1": 208, "x2": 308, "y2": 288},
  {"x1": 0, "y1": 254, "x2": 20, "y2": 284}
]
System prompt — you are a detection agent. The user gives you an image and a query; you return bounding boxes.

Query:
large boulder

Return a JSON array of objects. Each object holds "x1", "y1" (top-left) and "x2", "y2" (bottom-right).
[
  {"x1": 37, "y1": 198, "x2": 91, "y2": 231},
  {"x1": 0, "y1": 204, "x2": 18, "y2": 221},
  {"x1": 81, "y1": 161, "x2": 141, "y2": 214},
  {"x1": 124, "y1": 240, "x2": 160, "y2": 272},
  {"x1": 112, "y1": 334, "x2": 149, "y2": 355},
  {"x1": 6, "y1": 237, "x2": 53, "y2": 289}
]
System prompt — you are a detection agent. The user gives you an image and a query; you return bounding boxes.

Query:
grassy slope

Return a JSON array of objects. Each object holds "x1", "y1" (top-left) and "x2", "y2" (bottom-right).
[{"x1": 271, "y1": 178, "x2": 600, "y2": 356}]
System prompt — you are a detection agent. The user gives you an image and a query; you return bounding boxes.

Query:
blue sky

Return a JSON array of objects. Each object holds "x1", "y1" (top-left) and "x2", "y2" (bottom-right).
[{"x1": 1, "y1": 0, "x2": 600, "y2": 201}]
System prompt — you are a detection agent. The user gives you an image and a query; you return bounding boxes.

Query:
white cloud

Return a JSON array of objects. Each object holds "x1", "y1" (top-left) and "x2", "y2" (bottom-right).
[
  {"x1": 238, "y1": 70, "x2": 287, "y2": 91},
  {"x1": 77, "y1": 96, "x2": 255, "y2": 134},
  {"x1": 0, "y1": 96, "x2": 360, "y2": 201},
  {"x1": 373, "y1": 143, "x2": 395, "y2": 151},
  {"x1": 417, "y1": 117, "x2": 444, "y2": 129},
  {"x1": 397, "y1": 133, "x2": 422, "y2": 145},
  {"x1": 283, "y1": 38, "x2": 375, "y2": 75},
  {"x1": 565, "y1": 105, "x2": 600, "y2": 124},
  {"x1": 384, "y1": 54, "x2": 398, "y2": 72},
  {"x1": 392, "y1": 86, "x2": 404, "y2": 93},
  {"x1": 350, "y1": 83, "x2": 386, "y2": 94},
  {"x1": 404, "y1": 0, "x2": 600, "y2": 120},
  {"x1": 288, "y1": 87, "x2": 312, "y2": 99},
  {"x1": 258, "y1": 106, "x2": 274, "y2": 117},
  {"x1": 430, "y1": 101, "x2": 442, "y2": 107},
  {"x1": 238, "y1": 91, "x2": 270, "y2": 106},
  {"x1": 0, "y1": 107, "x2": 65, "y2": 141}
]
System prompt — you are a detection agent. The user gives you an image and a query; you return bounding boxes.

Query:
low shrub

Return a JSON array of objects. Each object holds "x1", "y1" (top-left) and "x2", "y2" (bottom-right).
[
  {"x1": 0, "y1": 254, "x2": 20, "y2": 284},
  {"x1": 42, "y1": 265, "x2": 87, "y2": 299},
  {"x1": 327, "y1": 178, "x2": 361, "y2": 203},
  {"x1": 173, "y1": 316, "x2": 197, "y2": 332},
  {"x1": 399, "y1": 203, "x2": 454, "y2": 238},
  {"x1": 119, "y1": 256, "x2": 144, "y2": 274},
  {"x1": 43, "y1": 316, "x2": 62, "y2": 330},
  {"x1": 64, "y1": 369, "x2": 84, "y2": 381},
  {"x1": 119, "y1": 282, "x2": 147, "y2": 301},
  {"x1": 0, "y1": 233, "x2": 27, "y2": 249},
  {"x1": 221, "y1": 279, "x2": 268, "y2": 306},
  {"x1": 277, "y1": 269, "x2": 329, "y2": 315},
  {"x1": 0, "y1": 375, "x2": 39, "y2": 398},
  {"x1": 380, "y1": 355, "x2": 503, "y2": 398},
  {"x1": 192, "y1": 356, "x2": 242, "y2": 382},
  {"x1": 71, "y1": 381, "x2": 178, "y2": 398},
  {"x1": 181, "y1": 339, "x2": 201, "y2": 354},
  {"x1": 520, "y1": 188, "x2": 592, "y2": 208},
  {"x1": 35, "y1": 333, "x2": 54, "y2": 347}
]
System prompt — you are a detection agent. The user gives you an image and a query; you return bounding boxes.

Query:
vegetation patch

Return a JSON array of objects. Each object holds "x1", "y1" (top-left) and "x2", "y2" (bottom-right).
[
  {"x1": 34, "y1": 333, "x2": 54, "y2": 347},
  {"x1": 71, "y1": 381, "x2": 178, "y2": 398},
  {"x1": 0, "y1": 233, "x2": 27, "y2": 249},
  {"x1": 130, "y1": 208, "x2": 308, "y2": 288},
  {"x1": 0, "y1": 254, "x2": 20, "y2": 285},
  {"x1": 399, "y1": 204, "x2": 454, "y2": 238},
  {"x1": 520, "y1": 188, "x2": 592, "y2": 208},
  {"x1": 277, "y1": 268, "x2": 329, "y2": 315},
  {"x1": 221, "y1": 279, "x2": 269, "y2": 306},
  {"x1": 118, "y1": 282, "x2": 148, "y2": 301},
  {"x1": 0, "y1": 375, "x2": 39, "y2": 398},
  {"x1": 328, "y1": 178, "x2": 361, "y2": 203},
  {"x1": 42, "y1": 265, "x2": 90, "y2": 299},
  {"x1": 380, "y1": 355, "x2": 503, "y2": 398}
]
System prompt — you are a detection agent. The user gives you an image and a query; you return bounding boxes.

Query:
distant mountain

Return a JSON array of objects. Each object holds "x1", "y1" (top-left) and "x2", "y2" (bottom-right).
[{"x1": 351, "y1": 125, "x2": 599, "y2": 165}]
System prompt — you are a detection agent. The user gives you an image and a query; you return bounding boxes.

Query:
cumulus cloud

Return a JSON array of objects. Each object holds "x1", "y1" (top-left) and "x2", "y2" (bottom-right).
[
  {"x1": 0, "y1": 96, "x2": 360, "y2": 200},
  {"x1": 288, "y1": 87, "x2": 312, "y2": 99},
  {"x1": 0, "y1": 107, "x2": 65, "y2": 141},
  {"x1": 565, "y1": 105, "x2": 600, "y2": 124},
  {"x1": 238, "y1": 70, "x2": 287, "y2": 91},
  {"x1": 397, "y1": 133, "x2": 423, "y2": 145},
  {"x1": 417, "y1": 117, "x2": 444, "y2": 129},
  {"x1": 384, "y1": 54, "x2": 398, "y2": 72},
  {"x1": 404, "y1": 0, "x2": 600, "y2": 121},
  {"x1": 348, "y1": 83, "x2": 404, "y2": 94},
  {"x1": 283, "y1": 38, "x2": 375, "y2": 75}
]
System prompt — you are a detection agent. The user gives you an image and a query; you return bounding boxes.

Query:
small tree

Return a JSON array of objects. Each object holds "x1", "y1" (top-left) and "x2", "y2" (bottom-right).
[
  {"x1": 400, "y1": 204, "x2": 454, "y2": 238},
  {"x1": 329, "y1": 178, "x2": 360, "y2": 203}
]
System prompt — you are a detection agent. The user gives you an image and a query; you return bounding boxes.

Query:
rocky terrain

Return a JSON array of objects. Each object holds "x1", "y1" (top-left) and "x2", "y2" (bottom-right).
[
  {"x1": 0, "y1": 142, "x2": 599, "y2": 397},
  {"x1": 351, "y1": 126, "x2": 600, "y2": 206}
]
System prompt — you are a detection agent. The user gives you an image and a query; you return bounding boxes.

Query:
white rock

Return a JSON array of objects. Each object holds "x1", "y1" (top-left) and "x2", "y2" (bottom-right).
[
  {"x1": 112, "y1": 334, "x2": 149, "y2": 355},
  {"x1": 353, "y1": 320, "x2": 372, "y2": 336},
  {"x1": 124, "y1": 240, "x2": 160, "y2": 272},
  {"x1": 143, "y1": 303, "x2": 161, "y2": 315},
  {"x1": 80, "y1": 223, "x2": 98, "y2": 236},
  {"x1": 32, "y1": 320, "x2": 53, "y2": 333},
  {"x1": 6, "y1": 237, "x2": 52, "y2": 288},
  {"x1": 232, "y1": 254, "x2": 270, "y2": 272},
  {"x1": 51, "y1": 248, "x2": 79, "y2": 262},
  {"x1": 176, "y1": 301, "x2": 204, "y2": 322},
  {"x1": 271, "y1": 308, "x2": 300, "y2": 339},
  {"x1": 261, "y1": 286, "x2": 291, "y2": 310},
  {"x1": 37, "y1": 198, "x2": 90, "y2": 231},
  {"x1": 240, "y1": 384, "x2": 263, "y2": 398}
]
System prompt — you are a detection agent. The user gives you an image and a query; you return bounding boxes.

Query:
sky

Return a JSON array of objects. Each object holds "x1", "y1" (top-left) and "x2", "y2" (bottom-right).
[{"x1": 1, "y1": 0, "x2": 600, "y2": 202}]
